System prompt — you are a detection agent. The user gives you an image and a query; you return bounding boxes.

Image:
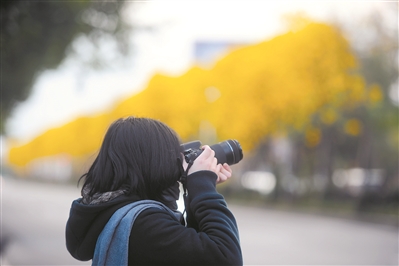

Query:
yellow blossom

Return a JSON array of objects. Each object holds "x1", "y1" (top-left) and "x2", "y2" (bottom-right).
[{"x1": 344, "y1": 119, "x2": 362, "y2": 136}]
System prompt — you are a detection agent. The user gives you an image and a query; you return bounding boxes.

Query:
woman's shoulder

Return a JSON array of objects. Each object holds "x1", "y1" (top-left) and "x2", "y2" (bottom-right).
[
  {"x1": 135, "y1": 204, "x2": 183, "y2": 225},
  {"x1": 131, "y1": 205, "x2": 186, "y2": 242}
]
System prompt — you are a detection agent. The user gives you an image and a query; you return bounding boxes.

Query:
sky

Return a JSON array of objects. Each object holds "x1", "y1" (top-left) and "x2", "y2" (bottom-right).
[{"x1": 4, "y1": 0, "x2": 393, "y2": 145}]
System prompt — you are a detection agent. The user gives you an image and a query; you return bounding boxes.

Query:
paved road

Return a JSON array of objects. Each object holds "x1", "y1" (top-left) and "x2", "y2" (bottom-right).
[{"x1": 1, "y1": 177, "x2": 398, "y2": 265}]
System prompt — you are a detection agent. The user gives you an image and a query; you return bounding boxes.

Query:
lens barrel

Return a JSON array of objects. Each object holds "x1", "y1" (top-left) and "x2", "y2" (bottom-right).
[{"x1": 210, "y1": 139, "x2": 243, "y2": 165}]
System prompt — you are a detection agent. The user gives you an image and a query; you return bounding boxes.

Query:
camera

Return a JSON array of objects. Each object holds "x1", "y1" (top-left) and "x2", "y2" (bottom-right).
[{"x1": 180, "y1": 139, "x2": 243, "y2": 165}]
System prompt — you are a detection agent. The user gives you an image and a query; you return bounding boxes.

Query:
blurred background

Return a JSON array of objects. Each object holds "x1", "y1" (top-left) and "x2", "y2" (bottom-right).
[{"x1": 1, "y1": 1, "x2": 398, "y2": 265}]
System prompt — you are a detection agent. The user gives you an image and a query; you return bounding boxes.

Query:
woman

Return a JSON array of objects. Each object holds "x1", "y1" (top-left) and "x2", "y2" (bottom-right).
[{"x1": 65, "y1": 116, "x2": 242, "y2": 265}]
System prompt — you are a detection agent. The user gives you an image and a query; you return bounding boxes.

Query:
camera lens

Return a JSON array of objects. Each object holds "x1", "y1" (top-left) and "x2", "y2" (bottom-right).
[{"x1": 210, "y1": 139, "x2": 243, "y2": 165}]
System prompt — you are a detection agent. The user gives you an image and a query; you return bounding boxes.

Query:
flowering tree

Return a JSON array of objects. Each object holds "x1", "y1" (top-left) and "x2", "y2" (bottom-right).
[{"x1": 8, "y1": 19, "x2": 377, "y2": 169}]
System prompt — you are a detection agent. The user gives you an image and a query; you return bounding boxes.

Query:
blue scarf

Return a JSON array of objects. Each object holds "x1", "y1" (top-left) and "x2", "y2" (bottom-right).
[{"x1": 92, "y1": 200, "x2": 179, "y2": 266}]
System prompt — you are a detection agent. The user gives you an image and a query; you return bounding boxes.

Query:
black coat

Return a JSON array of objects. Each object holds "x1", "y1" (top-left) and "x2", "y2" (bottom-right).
[{"x1": 65, "y1": 170, "x2": 243, "y2": 265}]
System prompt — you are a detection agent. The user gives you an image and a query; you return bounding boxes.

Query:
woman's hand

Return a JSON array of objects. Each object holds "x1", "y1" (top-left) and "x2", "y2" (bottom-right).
[
  {"x1": 216, "y1": 163, "x2": 232, "y2": 184},
  {"x1": 186, "y1": 145, "x2": 217, "y2": 175},
  {"x1": 184, "y1": 145, "x2": 233, "y2": 184}
]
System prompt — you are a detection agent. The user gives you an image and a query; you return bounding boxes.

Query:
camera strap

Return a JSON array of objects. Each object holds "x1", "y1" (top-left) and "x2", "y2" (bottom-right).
[
  {"x1": 178, "y1": 157, "x2": 195, "y2": 226},
  {"x1": 180, "y1": 158, "x2": 194, "y2": 197}
]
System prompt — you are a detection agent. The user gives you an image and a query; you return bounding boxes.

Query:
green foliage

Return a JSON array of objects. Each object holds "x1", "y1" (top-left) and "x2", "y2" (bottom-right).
[{"x1": 0, "y1": 0, "x2": 129, "y2": 132}]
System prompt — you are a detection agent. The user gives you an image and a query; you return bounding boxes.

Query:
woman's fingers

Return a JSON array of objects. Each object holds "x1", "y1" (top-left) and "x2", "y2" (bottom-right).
[
  {"x1": 185, "y1": 147, "x2": 233, "y2": 185},
  {"x1": 216, "y1": 163, "x2": 233, "y2": 184}
]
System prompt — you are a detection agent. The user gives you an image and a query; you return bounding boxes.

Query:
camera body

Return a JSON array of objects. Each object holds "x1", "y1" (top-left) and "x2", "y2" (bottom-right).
[{"x1": 180, "y1": 139, "x2": 243, "y2": 165}]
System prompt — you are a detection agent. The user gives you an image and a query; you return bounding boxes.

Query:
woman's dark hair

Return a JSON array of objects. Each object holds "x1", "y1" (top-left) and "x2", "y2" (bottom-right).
[{"x1": 80, "y1": 117, "x2": 182, "y2": 199}]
